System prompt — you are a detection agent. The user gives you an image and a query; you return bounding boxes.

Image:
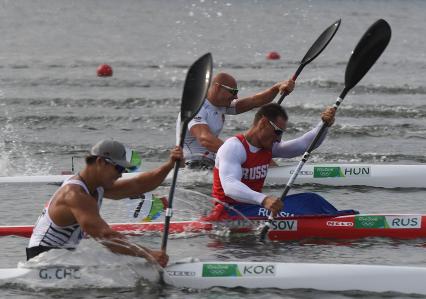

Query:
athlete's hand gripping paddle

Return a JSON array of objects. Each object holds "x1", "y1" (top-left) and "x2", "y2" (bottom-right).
[
  {"x1": 260, "y1": 19, "x2": 392, "y2": 241},
  {"x1": 277, "y1": 19, "x2": 341, "y2": 104},
  {"x1": 161, "y1": 53, "x2": 213, "y2": 252}
]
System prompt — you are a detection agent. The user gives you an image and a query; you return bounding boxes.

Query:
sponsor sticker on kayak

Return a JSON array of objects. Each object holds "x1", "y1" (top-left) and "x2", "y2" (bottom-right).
[
  {"x1": 202, "y1": 264, "x2": 276, "y2": 277},
  {"x1": 355, "y1": 216, "x2": 385, "y2": 228},
  {"x1": 289, "y1": 170, "x2": 313, "y2": 176},
  {"x1": 327, "y1": 221, "x2": 354, "y2": 227},
  {"x1": 313, "y1": 166, "x2": 371, "y2": 178},
  {"x1": 167, "y1": 271, "x2": 196, "y2": 277},
  {"x1": 355, "y1": 216, "x2": 421, "y2": 229}
]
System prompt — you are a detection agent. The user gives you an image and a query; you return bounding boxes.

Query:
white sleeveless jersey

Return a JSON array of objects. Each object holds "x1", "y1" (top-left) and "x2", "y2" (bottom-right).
[
  {"x1": 179, "y1": 99, "x2": 237, "y2": 161},
  {"x1": 28, "y1": 178, "x2": 104, "y2": 249}
]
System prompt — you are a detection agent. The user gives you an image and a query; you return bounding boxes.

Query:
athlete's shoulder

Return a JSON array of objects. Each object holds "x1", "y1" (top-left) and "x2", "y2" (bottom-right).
[
  {"x1": 224, "y1": 99, "x2": 238, "y2": 115},
  {"x1": 217, "y1": 137, "x2": 247, "y2": 165},
  {"x1": 223, "y1": 136, "x2": 241, "y2": 145},
  {"x1": 59, "y1": 184, "x2": 93, "y2": 206},
  {"x1": 218, "y1": 137, "x2": 246, "y2": 159},
  {"x1": 190, "y1": 100, "x2": 209, "y2": 121},
  {"x1": 203, "y1": 99, "x2": 227, "y2": 114}
]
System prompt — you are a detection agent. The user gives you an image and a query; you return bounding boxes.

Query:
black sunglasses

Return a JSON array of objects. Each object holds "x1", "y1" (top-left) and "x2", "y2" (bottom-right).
[
  {"x1": 216, "y1": 83, "x2": 238, "y2": 96},
  {"x1": 104, "y1": 158, "x2": 126, "y2": 174},
  {"x1": 267, "y1": 119, "x2": 284, "y2": 136}
]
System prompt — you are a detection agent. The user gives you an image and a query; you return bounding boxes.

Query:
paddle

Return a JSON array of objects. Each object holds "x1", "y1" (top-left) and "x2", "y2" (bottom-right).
[
  {"x1": 161, "y1": 53, "x2": 213, "y2": 251},
  {"x1": 260, "y1": 19, "x2": 392, "y2": 241},
  {"x1": 277, "y1": 19, "x2": 341, "y2": 105}
]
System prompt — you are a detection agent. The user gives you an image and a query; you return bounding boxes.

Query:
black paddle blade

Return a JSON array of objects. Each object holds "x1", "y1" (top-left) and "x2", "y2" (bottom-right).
[
  {"x1": 300, "y1": 19, "x2": 341, "y2": 67},
  {"x1": 180, "y1": 53, "x2": 213, "y2": 124},
  {"x1": 345, "y1": 19, "x2": 391, "y2": 90}
]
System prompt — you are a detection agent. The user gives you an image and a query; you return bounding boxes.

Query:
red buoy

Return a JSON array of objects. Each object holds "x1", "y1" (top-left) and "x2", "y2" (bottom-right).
[
  {"x1": 266, "y1": 51, "x2": 280, "y2": 60},
  {"x1": 97, "y1": 64, "x2": 113, "y2": 77}
]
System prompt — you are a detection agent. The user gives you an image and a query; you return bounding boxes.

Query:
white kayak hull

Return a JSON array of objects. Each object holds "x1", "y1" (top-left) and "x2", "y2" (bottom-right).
[
  {"x1": 1, "y1": 261, "x2": 426, "y2": 294},
  {"x1": 267, "y1": 163, "x2": 426, "y2": 188},
  {"x1": 0, "y1": 163, "x2": 425, "y2": 188},
  {"x1": 166, "y1": 262, "x2": 426, "y2": 294}
]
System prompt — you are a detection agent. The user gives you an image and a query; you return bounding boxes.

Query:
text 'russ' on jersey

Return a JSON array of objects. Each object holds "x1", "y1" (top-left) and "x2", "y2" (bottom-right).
[{"x1": 242, "y1": 164, "x2": 269, "y2": 180}]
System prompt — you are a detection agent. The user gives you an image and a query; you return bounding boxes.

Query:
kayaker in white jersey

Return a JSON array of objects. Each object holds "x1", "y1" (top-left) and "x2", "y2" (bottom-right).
[
  {"x1": 27, "y1": 139, "x2": 183, "y2": 267},
  {"x1": 182, "y1": 72, "x2": 295, "y2": 169},
  {"x1": 204, "y1": 103, "x2": 335, "y2": 220}
]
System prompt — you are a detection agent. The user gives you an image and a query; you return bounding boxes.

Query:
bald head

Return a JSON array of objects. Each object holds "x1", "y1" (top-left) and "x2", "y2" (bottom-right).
[
  {"x1": 212, "y1": 73, "x2": 237, "y2": 87},
  {"x1": 207, "y1": 72, "x2": 238, "y2": 106}
]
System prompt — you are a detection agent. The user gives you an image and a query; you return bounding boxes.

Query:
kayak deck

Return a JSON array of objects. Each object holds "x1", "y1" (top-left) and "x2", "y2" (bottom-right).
[{"x1": 1, "y1": 214, "x2": 426, "y2": 240}]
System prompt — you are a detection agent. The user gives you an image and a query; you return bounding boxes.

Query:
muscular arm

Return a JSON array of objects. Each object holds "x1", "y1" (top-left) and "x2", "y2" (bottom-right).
[
  {"x1": 105, "y1": 161, "x2": 174, "y2": 200},
  {"x1": 66, "y1": 189, "x2": 160, "y2": 261},
  {"x1": 190, "y1": 124, "x2": 223, "y2": 153},
  {"x1": 235, "y1": 80, "x2": 295, "y2": 114},
  {"x1": 272, "y1": 122, "x2": 328, "y2": 158},
  {"x1": 235, "y1": 85, "x2": 280, "y2": 114},
  {"x1": 217, "y1": 138, "x2": 266, "y2": 205},
  {"x1": 104, "y1": 146, "x2": 182, "y2": 200}
]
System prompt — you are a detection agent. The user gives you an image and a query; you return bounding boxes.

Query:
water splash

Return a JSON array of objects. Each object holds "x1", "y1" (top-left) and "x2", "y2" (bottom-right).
[
  {"x1": 0, "y1": 104, "x2": 52, "y2": 176},
  {"x1": 10, "y1": 239, "x2": 161, "y2": 289}
]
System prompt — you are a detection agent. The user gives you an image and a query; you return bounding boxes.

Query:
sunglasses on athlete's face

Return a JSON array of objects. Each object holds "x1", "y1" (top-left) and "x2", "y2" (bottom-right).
[
  {"x1": 104, "y1": 158, "x2": 126, "y2": 174},
  {"x1": 267, "y1": 119, "x2": 284, "y2": 137},
  {"x1": 216, "y1": 83, "x2": 238, "y2": 96}
]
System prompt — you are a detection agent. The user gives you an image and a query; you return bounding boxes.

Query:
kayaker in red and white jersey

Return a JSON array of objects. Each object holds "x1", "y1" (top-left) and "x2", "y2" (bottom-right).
[
  {"x1": 27, "y1": 139, "x2": 182, "y2": 267},
  {"x1": 205, "y1": 103, "x2": 335, "y2": 220},
  {"x1": 181, "y1": 72, "x2": 295, "y2": 169}
]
